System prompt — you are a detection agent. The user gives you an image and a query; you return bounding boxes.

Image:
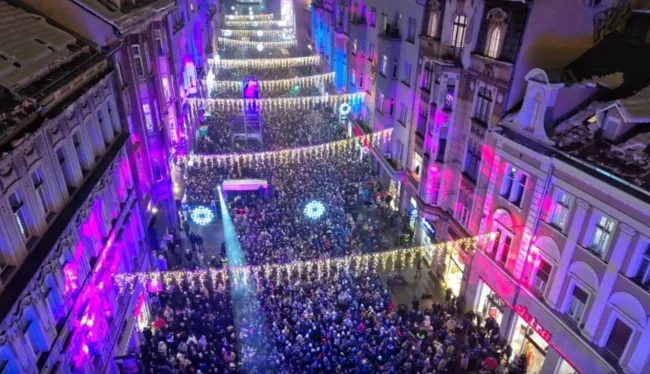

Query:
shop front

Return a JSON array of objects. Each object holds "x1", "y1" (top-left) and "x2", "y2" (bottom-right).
[
  {"x1": 509, "y1": 306, "x2": 550, "y2": 374},
  {"x1": 443, "y1": 244, "x2": 465, "y2": 296},
  {"x1": 476, "y1": 280, "x2": 506, "y2": 326}
]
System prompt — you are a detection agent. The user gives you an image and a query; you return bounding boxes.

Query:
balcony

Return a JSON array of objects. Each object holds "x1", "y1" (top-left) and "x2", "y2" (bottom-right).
[
  {"x1": 379, "y1": 25, "x2": 401, "y2": 40},
  {"x1": 418, "y1": 36, "x2": 462, "y2": 66}
]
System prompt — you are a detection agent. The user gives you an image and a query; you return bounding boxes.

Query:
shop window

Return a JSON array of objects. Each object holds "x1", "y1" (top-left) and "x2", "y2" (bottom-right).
[
  {"x1": 477, "y1": 282, "x2": 504, "y2": 324},
  {"x1": 604, "y1": 318, "x2": 633, "y2": 360},
  {"x1": 548, "y1": 188, "x2": 573, "y2": 232},
  {"x1": 566, "y1": 284, "x2": 588, "y2": 323},
  {"x1": 534, "y1": 259, "x2": 552, "y2": 292},
  {"x1": 511, "y1": 319, "x2": 549, "y2": 374},
  {"x1": 556, "y1": 359, "x2": 578, "y2": 374}
]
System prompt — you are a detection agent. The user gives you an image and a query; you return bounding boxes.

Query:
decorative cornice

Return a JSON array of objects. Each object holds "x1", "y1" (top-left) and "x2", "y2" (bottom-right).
[{"x1": 620, "y1": 223, "x2": 636, "y2": 237}]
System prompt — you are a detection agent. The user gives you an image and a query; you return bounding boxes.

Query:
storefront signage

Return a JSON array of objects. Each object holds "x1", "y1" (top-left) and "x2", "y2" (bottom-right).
[{"x1": 515, "y1": 305, "x2": 552, "y2": 341}]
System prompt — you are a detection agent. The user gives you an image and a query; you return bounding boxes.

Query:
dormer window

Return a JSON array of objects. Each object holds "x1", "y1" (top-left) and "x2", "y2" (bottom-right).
[
  {"x1": 525, "y1": 93, "x2": 543, "y2": 132},
  {"x1": 486, "y1": 28, "x2": 501, "y2": 58}
]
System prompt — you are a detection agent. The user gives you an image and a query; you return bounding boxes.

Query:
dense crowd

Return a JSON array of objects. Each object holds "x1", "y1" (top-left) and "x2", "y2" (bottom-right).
[{"x1": 196, "y1": 105, "x2": 345, "y2": 155}]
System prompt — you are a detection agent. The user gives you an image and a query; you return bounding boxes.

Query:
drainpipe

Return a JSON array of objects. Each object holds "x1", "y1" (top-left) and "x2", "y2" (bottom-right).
[{"x1": 505, "y1": 162, "x2": 554, "y2": 335}]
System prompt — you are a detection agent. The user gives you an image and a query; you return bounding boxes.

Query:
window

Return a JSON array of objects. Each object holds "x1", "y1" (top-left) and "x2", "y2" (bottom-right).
[
  {"x1": 604, "y1": 318, "x2": 633, "y2": 360},
  {"x1": 359, "y1": 73, "x2": 364, "y2": 89},
  {"x1": 443, "y1": 79, "x2": 455, "y2": 110},
  {"x1": 549, "y1": 189, "x2": 573, "y2": 231},
  {"x1": 486, "y1": 28, "x2": 501, "y2": 58},
  {"x1": 398, "y1": 103, "x2": 407, "y2": 124},
  {"x1": 501, "y1": 166, "x2": 516, "y2": 198},
  {"x1": 380, "y1": 55, "x2": 388, "y2": 75},
  {"x1": 96, "y1": 108, "x2": 112, "y2": 143},
  {"x1": 421, "y1": 62, "x2": 432, "y2": 90},
  {"x1": 56, "y1": 147, "x2": 74, "y2": 189},
  {"x1": 513, "y1": 174, "x2": 527, "y2": 206},
  {"x1": 474, "y1": 87, "x2": 493, "y2": 123},
  {"x1": 451, "y1": 15, "x2": 467, "y2": 48},
  {"x1": 392, "y1": 59, "x2": 398, "y2": 79},
  {"x1": 589, "y1": 215, "x2": 615, "y2": 256},
  {"x1": 463, "y1": 135, "x2": 481, "y2": 182},
  {"x1": 142, "y1": 103, "x2": 154, "y2": 134},
  {"x1": 534, "y1": 259, "x2": 552, "y2": 292},
  {"x1": 131, "y1": 45, "x2": 144, "y2": 77},
  {"x1": 526, "y1": 93, "x2": 543, "y2": 131},
  {"x1": 154, "y1": 29, "x2": 165, "y2": 56},
  {"x1": 389, "y1": 99, "x2": 395, "y2": 117},
  {"x1": 9, "y1": 192, "x2": 30, "y2": 240},
  {"x1": 350, "y1": 69, "x2": 356, "y2": 86},
  {"x1": 436, "y1": 131, "x2": 447, "y2": 162},
  {"x1": 72, "y1": 133, "x2": 86, "y2": 170},
  {"x1": 407, "y1": 17, "x2": 416, "y2": 42},
  {"x1": 455, "y1": 188, "x2": 472, "y2": 228},
  {"x1": 499, "y1": 236, "x2": 512, "y2": 264},
  {"x1": 427, "y1": 12, "x2": 438, "y2": 37},
  {"x1": 396, "y1": 140, "x2": 404, "y2": 162},
  {"x1": 377, "y1": 92, "x2": 385, "y2": 114},
  {"x1": 115, "y1": 54, "x2": 125, "y2": 86},
  {"x1": 368, "y1": 42, "x2": 375, "y2": 61},
  {"x1": 31, "y1": 170, "x2": 50, "y2": 217},
  {"x1": 634, "y1": 244, "x2": 650, "y2": 287},
  {"x1": 381, "y1": 11, "x2": 388, "y2": 32},
  {"x1": 143, "y1": 41, "x2": 151, "y2": 70},
  {"x1": 566, "y1": 285, "x2": 588, "y2": 322},
  {"x1": 352, "y1": 38, "x2": 358, "y2": 54},
  {"x1": 161, "y1": 77, "x2": 171, "y2": 103},
  {"x1": 370, "y1": 7, "x2": 376, "y2": 27},
  {"x1": 411, "y1": 153, "x2": 422, "y2": 178},
  {"x1": 402, "y1": 61, "x2": 412, "y2": 85}
]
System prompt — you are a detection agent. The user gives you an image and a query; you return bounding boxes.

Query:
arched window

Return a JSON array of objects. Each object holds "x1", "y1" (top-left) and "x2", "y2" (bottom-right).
[
  {"x1": 452, "y1": 15, "x2": 467, "y2": 48},
  {"x1": 487, "y1": 28, "x2": 501, "y2": 58},
  {"x1": 427, "y1": 12, "x2": 438, "y2": 37}
]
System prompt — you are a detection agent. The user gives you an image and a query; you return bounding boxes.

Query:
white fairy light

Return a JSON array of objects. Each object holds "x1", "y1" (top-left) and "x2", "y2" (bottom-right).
[
  {"x1": 190, "y1": 206, "x2": 215, "y2": 226},
  {"x1": 304, "y1": 201, "x2": 326, "y2": 220}
]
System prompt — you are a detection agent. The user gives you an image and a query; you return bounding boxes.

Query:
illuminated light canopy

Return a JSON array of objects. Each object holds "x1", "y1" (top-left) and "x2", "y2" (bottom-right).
[
  {"x1": 304, "y1": 201, "x2": 326, "y2": 219},
  {"x1": 220, "y1": 29, "x2": 293, "y2": 38},
  {"x1": 227, "y1": 13, "x2": 274, "y2": 20},
  {"x1": 223, "y1": 30, "x2": 233, "y2": 37},
  {"x1": 208, "y1": 72, "x2": 334, "y2": 91},
  {"x1": 213, "y1": 55, "x2": 320, "y2": 69},
  {"x1": 190, "y1": 206, "x2": 215, "y2": 226},
  {"x1": 217, "y1": 38, "x2": 295, "y2": 49},
  {"x1": 225, "y1": 19, "x2": 286, "y2": 28},
  {"x1": 113, "y1": 234, "x2": 496, "y2": 292},
  {"x1": 190, "y1": 92, "x2": 365, "y2": 112},
  {"x1": 180, "y1": 129, "x2": 392, "y2": 166}
]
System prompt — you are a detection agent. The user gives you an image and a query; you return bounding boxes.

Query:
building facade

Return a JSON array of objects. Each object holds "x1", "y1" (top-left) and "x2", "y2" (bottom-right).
[
  {"x1": 0, "y1": 1, "x2": 149, "y2": 372},
  {"x1": 466, "y1": 7, "x2": 650, "y2": 374}
]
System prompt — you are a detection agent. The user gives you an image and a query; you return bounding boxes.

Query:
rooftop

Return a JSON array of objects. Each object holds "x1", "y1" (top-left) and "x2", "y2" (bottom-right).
[
  {"x1": 77, "y1": 0, "x2": 175, "y2": 29},
  {"x1": 548, "y1": 29, "x2": 650, "y2": 192},
  {"x1": 0, "y1": 0, "x2": 103, "y2": 147}
]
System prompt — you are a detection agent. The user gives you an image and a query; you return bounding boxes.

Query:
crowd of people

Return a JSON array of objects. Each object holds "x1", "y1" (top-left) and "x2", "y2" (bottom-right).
[{"x1": 138, "y1": 15, "x2": 524, "y2": 374}]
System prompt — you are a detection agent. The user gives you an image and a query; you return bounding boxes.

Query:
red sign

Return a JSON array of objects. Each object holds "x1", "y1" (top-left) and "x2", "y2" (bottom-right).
[{"x1": 514, "y1": 305, "x2": 552, "y2": 342}]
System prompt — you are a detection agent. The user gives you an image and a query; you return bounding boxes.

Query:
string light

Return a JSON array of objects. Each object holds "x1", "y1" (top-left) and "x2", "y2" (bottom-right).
[
  {"x1": 304, "y1": 201, "x2": 326, "y2": 219},
  {"x1": 208, "y1": 72, "x2": 334, "y2": 91},
  {"x1": 190, "y1": 92, "x2": 364, "y2": 112},
  {"x1": 225, "y1": 20, "x2": 288, "y2": 28},
  {"x1": 218, "y1": 37, "x2": 296, "y2": 49},
  {"x1": 220, "y1": 29, "x2": 293, "y2": 37},
  {"x1": 181, "y1": 129, "x2": 392, "y2": 167},
  {"x1": 213, "y1": 55, "x2": 320, "y2": 69},
  {"x1": 113, "y1": 234, "x2": 496, "y2": 292},
  {"x1": 227, "y1": 14, "x2": 274, "y2": 20}
]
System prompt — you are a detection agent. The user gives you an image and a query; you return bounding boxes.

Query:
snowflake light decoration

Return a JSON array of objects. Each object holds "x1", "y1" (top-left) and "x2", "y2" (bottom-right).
[
  {"x1": 190, "y1": 206, "x2": 215, "y2": 226},
  {"x1": 304, "y1": 201, "x2": 326, "y2": 220}
]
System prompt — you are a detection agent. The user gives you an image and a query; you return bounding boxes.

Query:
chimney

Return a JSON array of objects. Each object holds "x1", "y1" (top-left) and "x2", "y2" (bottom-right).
[{"x1": 625, "y1": 11, "x2": 650, "y2": 44}]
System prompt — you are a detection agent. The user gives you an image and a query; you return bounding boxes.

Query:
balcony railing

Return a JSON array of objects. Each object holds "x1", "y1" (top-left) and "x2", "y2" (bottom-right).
[{"x1": 380, "y1": 24, "x2": 401, "y2": 40}]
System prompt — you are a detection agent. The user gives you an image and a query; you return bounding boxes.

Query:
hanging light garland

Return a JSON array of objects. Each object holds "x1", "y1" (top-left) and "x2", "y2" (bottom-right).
[
  {"x1": 218, "y1": 37, "x2": 296, "y2": 49},
  {"x1": 214, "y1": 55, "x2": 320, "y2": 69},
  {"x1": 210, "y1": 72, "x2": 334, "y2": 91},
  {"x1": 227, "y1": 14, "x2": 274, "y2": 20},
  {"x1": 221, "y1": 29, "x2": 293, "y2": 37},
  {"x1": 181, "y1": 128, "x2": 392, "y2": 166},
  {"x1": 113, "y1": 234, "x2": 496, "y2": 292},
  {"x1": 190, "y1": 92, "x2": 364, "y2": 112},
  {"x1": 225, "y1": 20, "x2": 289, "y2": 28}
]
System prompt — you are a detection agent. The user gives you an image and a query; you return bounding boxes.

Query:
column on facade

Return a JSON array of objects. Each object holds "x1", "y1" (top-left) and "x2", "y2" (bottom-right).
[
  {"x1": 583, "y1": 223, "x2": 636, "y2": 340},
  {"x1": 31, "y1": 296, "x2": 57, "y2": 347},
  {"x1": 514, "y1": 173, "x2": 549, "y2": 281},
  {"x1": 7, "y1": 328, "x2": 37, "y2": 373},
  {"x1": 477, "y1": 154, "x2": 502, "y2": 239},
  {"x1": 547, "y1": 198, "x2": 590, "y2": 308},
  {"x1": 22, "y1": 178, "x2": 46, "y2": 236},
  {"x1": 0, "y1": 205, "x2": 26, "y2": 264}
]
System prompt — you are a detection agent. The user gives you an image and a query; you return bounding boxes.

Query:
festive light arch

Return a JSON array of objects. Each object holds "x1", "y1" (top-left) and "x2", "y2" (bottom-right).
[
  {"x1": 181, "y1": 129, "x2": 392, "y2": 167},
  {"x1": 225, "y1": 20, "x2": 288, "y2": 28},
  {"x1": 227, "y1": 13, "x2": 274, "y2": 20},
  {"x1": 218, "y1": 37, "x2": 296, "y2": 49},
  {"x1": 209, "y1": 72, "x2": 335, "y2": 91},
  {"x1": 213, "y1": 55, "x2": 320, "y2": 69},
  {"x1": 191, "y1": 92, "x2": 364, "y2": 112},
  {"x1": 114, "y1": 234, "x2": 496, "y2": 292},
  {"x1": 221, "y1": 29, "x2": 293, "y2": 37}
]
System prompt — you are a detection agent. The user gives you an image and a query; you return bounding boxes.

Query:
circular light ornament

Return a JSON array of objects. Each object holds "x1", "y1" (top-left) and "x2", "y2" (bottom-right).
[
  {"x1": 304, "y1": 201, "x2": 326, "y2": 220},
  {"x1": 228, "y1": 15, "x2": 234, "y2": 20},
  {"x1": 256, "y1": 43, "x2": 264, "y2": 51},
  {"x1": 253, "y1": 22, "x2": 258, "y2": 27},
  {"x1": 190, "y1": 206, "x2": 215, "y2": 226},
  {"x1": 224, "y1": 30, "x2": 232, "y2": 37},
  {"x1": 278, "y1": 20, "x2": 287, "y2": 27},
  {"x1": 249, "y1": 15, "x2": 254, "y2": 20},
  {"x1": 339, "y1": 103, "x2": 351, "y2": 116},
  {"x1": 257, "y1": 30, "x2": 263, "y2": 37}
]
